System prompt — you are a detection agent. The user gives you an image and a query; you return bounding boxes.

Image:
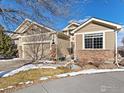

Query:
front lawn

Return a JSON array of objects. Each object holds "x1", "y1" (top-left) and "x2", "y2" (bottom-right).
[{"x1": 0, "y1": 67, "x2": 71, "y2": 89}]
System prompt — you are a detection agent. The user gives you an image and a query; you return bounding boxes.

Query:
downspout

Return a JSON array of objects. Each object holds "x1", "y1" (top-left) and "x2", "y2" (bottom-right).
[
  {"x1": 74, "y1": 34, "x2": 77, "y2": 61},
  {"x1": 115, "y1": 30, "x2": 119, "y2": 67},
  {"x1": 56, "y1": 32, "x2": 58, "y2": 60}
]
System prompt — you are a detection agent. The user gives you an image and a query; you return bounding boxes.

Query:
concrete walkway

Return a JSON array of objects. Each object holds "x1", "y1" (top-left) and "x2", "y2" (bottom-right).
[{"x1": 13, "y1": 72, "x2": 124, "y2": 93}]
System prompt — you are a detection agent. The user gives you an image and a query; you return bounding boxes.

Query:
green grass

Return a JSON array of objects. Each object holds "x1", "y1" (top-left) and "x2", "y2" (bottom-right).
[{"x1": 0, "y1": 67, "x2": 71, "y2": 89}]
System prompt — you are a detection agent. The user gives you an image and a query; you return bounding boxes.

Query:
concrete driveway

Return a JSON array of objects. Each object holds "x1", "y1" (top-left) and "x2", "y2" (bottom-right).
[
  {"x1": 0, "y1": 59, "x2": 30, "y2": 71},
  {"x1": 13, "y1": 72, "x2": 124, "y2": 93}
]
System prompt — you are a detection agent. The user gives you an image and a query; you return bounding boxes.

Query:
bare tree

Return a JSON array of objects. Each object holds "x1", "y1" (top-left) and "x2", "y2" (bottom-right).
[
  {"x1": 0, "y1": 0, "x2": 85, "y2": 30},
  {"x1": 0, "y1": 0, "x2": 119, "y2": 30},
  {"x1": 122, "y1": 37, "x2": 124, "y2": 46},
  {"x1": 21, "y1": 30, "x2": 52, "y2": 63}
]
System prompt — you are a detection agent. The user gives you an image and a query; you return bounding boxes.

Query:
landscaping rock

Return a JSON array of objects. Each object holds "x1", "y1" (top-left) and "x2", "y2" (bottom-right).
[
  {"x1": 65, "y1": 62, "x2": 81, "y2": 70},
  {"x1": 66, "y1": 55, "x2": 72, "y2": 61},
  {"x1": 118, "y1": 54, "x2": 123, "y2": 62},
  {"x1": 119, "y1": 59, "x2": 124, "y2": 66},
  {"x1": 70, "y1": 64, "x2": 81, "y2": 70}
]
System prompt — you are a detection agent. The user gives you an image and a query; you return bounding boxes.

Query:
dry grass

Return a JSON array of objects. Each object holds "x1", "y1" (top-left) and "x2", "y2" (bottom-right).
[{"x1": 0, "y1": 67, "x2": 71, "y2": 89}]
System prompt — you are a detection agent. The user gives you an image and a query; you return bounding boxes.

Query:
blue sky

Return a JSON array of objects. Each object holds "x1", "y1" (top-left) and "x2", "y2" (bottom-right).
[
  {"x1": 53, "y1": 0, "x2": 124, "y2": 29},
  {"x1": 1, "y1": 0, "x2": 124, "y2": 46},
  {"x1": 45, "y1": 0, "x2": 124, "y2": 46},
  {"x1": 48, "y1": 0, "x2": 124, "y2": 46}
]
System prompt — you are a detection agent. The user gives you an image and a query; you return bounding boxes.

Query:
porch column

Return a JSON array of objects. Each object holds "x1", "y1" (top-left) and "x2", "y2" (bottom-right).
[{"x1": 115, "y1": 30, "x2": 119, "y2": 67}]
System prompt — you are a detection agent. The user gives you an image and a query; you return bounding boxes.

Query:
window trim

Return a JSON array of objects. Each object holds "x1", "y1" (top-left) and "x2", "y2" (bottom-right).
[{"x1": 82, "y1": 31, "x2": 105, "y2": 50}]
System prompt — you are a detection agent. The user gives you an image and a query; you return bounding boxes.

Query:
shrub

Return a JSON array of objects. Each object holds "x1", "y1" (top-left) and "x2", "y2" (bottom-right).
[
  {"x1": 98, "y1": 63, "x2": 117, "y2": 69},
  {"x1": 76, "y1": 58, "x2": 89, "y2": 68},
  {"x1": 90, "y1": 58, "x2": 105, "y2": 67},
  {"x1": 82, "y1": 63, "x2": 97, "y2": 69}
]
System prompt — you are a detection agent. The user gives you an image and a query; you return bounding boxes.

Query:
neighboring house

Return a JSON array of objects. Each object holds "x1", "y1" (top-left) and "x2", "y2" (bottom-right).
[
  {"x1": 12, "y1": 17, "x2": 122, "y2": 63},
  {"x1": 11, "y1": 19, "x2": 70, "y2": 60},
  {"x1": 63, "y1": 17, "x2": 121, "y2": 63}
]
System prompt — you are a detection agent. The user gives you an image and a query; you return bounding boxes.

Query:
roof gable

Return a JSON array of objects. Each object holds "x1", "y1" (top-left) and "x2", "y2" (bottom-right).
[
  {"x1": 63, "y1": 22, "x2": 80, "y2": 31},
  {"x1": 71, "y1": 18, "x2": 122, "y2": 33},
  {"x1": 14, "y1": 19, "x2": 32, "y2": 34},
  {"x1": 75, "y1": 22, "x2": 113, "y2": 33},
  {"x1": 18, "y1": 19, "x2": 55, "y2": 33},
  {"x1": 23, "y1": 23, "x2": 52, "y2": 35},
  {"x1": 11, "y1": 19, "x2": 56, "y2": 38}
]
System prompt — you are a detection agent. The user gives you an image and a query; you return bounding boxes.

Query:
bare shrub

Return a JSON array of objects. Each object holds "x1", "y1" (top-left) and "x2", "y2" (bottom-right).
[
  {"x1": 76, "y1": 58, "x2": 89, "y2": 68},
  {"x1": 82, "y1": 63, "x2": 97, "y2": 69},
  {"x1": 98, "y1": 63, "x2": 117, "y2": 69},
  {"x1": 76, "y1": 58, "x2": 104, "y2": 69},
  {"x1": 22, "y1": 32, "x2": 52, "y2": 63},
  {"x1": 90, "y1": 58, "x2": 105, "y2": 67}
]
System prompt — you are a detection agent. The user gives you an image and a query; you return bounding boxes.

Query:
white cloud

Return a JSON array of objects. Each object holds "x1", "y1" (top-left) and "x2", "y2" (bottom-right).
[
  {"x1": 76, "y1": 16, "x2": 91, "y2": 23},
  {"x1": 69, "y1": 16, "x2": 91, "y2": 24}
]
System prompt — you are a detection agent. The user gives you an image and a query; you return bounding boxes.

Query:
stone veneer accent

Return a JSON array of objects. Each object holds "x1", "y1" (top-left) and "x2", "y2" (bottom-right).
[{"x1": 76, "y1": 50, "x2": 115, "y2": 63}]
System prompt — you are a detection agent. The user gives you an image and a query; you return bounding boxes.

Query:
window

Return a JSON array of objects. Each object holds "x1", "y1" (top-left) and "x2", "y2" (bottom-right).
[{"x1": 84, "y1": 33, "x2": 103, "y2": 49}]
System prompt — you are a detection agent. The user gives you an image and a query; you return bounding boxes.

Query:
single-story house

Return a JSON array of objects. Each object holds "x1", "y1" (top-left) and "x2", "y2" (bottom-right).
[
  {"x1": 12, "y1": 17, "x2": 122, "y2": 63},
  {"x1": 63, "y1": 17, "x2": 122, "y2": 63},
  {"x1": 11, "y1": 19, "x2": 70, "y2": 60}
]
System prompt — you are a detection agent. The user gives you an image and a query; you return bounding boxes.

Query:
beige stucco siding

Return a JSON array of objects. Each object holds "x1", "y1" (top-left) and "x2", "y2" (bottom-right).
[
  {"x1": 57, "y1": 38, "x2": 70, "y2": 57},
  {"x1": 75, "y1": 32, "x2": 115, "y2": 50},
  {"x1": 75, "y1": 34, "x2": 82, "y2": 50},
  {"x1": 76, "y1": 22, "x2": 112, "y2": 33},
  {"x1": 105, "y1": 31, "x2": 115, "y2": 50},
  {"x1": 18, "y1": 46, "x2": 22, "y2": 58},
  {"x1": 74, "y1": 22, "x2": 116, "y2": 50}
]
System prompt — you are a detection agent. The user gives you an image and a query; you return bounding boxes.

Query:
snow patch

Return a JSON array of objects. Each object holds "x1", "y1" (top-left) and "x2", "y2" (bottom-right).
[
  {"x1": 0, "y1": 71, "x2": 8, "y2": 77},
  {"x1": 40, "y1": 76, "x2": 52, "y2": 80},
  {"x1": 40, "y1": 77, "x2": 49, "y2": 81},
  {"x1": 25, "y1": 81, "x2": 33, "y2": 85},
  {"x1": 18, "y1": 82, "x2": 24, "y2": 85},
  {"x1": 55, "y1": 73, "x2": 70, "y2": 78},
  {"x1": 7, "y1": 86, "x2": 14, "y2": 89},
  {"x1": 0, "y1": 88, "x2": 4, "y2": 91},
  {"x1": 39, "y1": 60, "x2": 54, "y2": 64}
]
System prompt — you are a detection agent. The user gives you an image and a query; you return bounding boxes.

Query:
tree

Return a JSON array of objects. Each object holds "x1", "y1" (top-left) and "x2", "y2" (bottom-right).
[
  {"x1": 0, "y1": 25, "x2": 17, "y2": 58},
  {"x1": 22, "y1": 29, "x2": 53, "y2": 63},
  {"x1": 0, "y1": 0, "x2": 79, "y2": 30},
  {"x1": 122, "y1": 37, "x2": 124, "y2": 46},
  {"x1": 0, "y1": 0, "x2": 117, "y2": 31}
]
